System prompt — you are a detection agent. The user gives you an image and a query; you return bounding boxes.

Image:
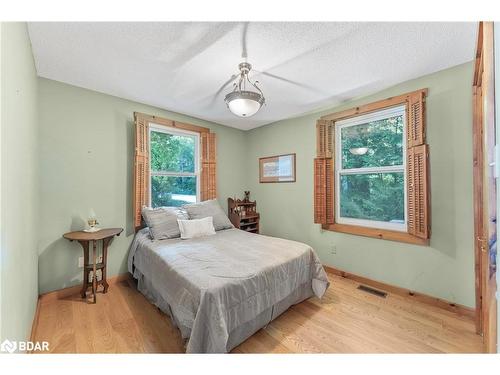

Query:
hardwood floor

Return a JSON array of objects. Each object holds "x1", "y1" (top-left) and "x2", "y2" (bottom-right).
[{"x1": 32, "y1": 272, "x2": 483, "y2": 353}]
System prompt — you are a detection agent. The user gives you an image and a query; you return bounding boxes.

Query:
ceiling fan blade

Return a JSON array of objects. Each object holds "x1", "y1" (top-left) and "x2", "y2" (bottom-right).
[
  {"x1": 253, "y1": 70, "x2": 326, "y2": 95},
  {"x1": 208, "y1": 74, "x2": 238, "y2": 106},
  {"x1": 241, "y1": 22, "x2": 249, "y2": 59}
]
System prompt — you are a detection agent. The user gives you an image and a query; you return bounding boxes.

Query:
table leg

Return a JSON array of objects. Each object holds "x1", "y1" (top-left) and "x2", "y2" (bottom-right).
[
  {"x1": 92, "y1": 240, "x2": 97, "y2": 304},
  {"x1": 102, "y1": 238, "x2": 110, "y2": 293},
  {"x1": 79, "y1": 241, "x2": 89, "y2": 298}
]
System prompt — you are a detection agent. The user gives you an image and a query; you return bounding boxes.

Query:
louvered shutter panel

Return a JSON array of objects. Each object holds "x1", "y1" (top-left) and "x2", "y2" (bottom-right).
[
  {"x1": 316, "y1": 119, "x2": 333, "y2": 158},
  {"x1": 314, "y1": 159, "x2": 326, "y2": 223},
  {"x1": 407, "y1": 145, "x2": 429, "y2": 238},
  {"x1": 408, "y1": 91, "x2": 426, "y2": 147},
  {"x1": 200, "y1": 132, "x2": 217, "y2": 201},
  {"x1": 314, "y1": 158, "x2": 334, "y2": 224},
  {"x1": 407, "y1": 147, "x2": 415, "y2": 234},
  {"x1": 134, "y1": 113, "x2": 150, "y2": 230},
  {"x1": 314, "y1": 119, "x2": 335, "y2": 225},
  {"x1": 406, "y1": 90, "x2": 430, "y2": 240}
]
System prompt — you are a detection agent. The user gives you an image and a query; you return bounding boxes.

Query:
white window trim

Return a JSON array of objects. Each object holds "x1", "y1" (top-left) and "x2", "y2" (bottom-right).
[
  {"x1": 149, "y1": 124, "x2": 200, "y2": 206},
  {"x1": 334, "y1": 105, "x2": 407, "y2": 232}
]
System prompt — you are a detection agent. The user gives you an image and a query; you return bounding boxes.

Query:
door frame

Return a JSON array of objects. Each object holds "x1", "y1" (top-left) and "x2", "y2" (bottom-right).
[
  {"x1": 472, "y1": 21, "x2": 498, "y2": 353},
  {"x1": 472, "y1": 21, "x2": 484, "y2": 334}
]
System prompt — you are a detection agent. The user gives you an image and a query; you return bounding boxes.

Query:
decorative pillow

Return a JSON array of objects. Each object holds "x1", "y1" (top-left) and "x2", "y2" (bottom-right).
[
  {"x1": 183, "y1": 199, "x2": 234, "y2": 231},
  {"x1": 177, "y1": 217, "x2": 216, "y2": 239},
  {"x1": 141, "y1": 206, "x2": 188, "y2": 240}
]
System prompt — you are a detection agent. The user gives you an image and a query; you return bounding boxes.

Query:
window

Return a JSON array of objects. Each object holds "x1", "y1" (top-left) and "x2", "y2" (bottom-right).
[
  {"x1": 133, "y1": 112, "x2": 217, "y2": 230},
  {"x1": 149, "y1": 126, "x2": 200, "y2": 207},
  {"x1": 314, "y1": 89, "x2": 430, "y2": 245},
  {"x1": 335, "y1": 106, "x2": 406, "y2": 231}
]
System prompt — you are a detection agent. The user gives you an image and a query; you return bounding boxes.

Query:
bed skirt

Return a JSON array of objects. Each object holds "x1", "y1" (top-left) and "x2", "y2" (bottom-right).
[{"x1": 133, "y1": 268, "x2": 314, "y2": 353}]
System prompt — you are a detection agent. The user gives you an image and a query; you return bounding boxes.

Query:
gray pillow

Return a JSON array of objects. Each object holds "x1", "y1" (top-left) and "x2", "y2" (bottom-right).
[
  {"x1": 183, "y1": 199, "x2": 234, "y2": 231},
  {"x1": 141, "y1": 206, "x2": 188, "y2": 240}
]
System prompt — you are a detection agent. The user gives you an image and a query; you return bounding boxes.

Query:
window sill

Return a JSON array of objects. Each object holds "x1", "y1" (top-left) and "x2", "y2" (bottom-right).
[{"x1": 322, "y1": 223, "x2": 429, "y2": 246}]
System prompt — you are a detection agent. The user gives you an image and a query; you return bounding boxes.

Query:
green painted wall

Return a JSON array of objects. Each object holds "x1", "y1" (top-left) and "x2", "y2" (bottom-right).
[
  {"x1": 37, "y1": 78, "x2": 247, "y2": 294},
  {"x1": 0, "y1": 23, "x2": 39, "y2": 343},
  {"x1": 246, "y1": 62, "x2": 475, "y2": 307}
]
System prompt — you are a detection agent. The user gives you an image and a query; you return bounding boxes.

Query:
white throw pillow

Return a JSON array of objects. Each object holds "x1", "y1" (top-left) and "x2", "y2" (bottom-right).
[{"x1": 177, "y1": 217, "x2": 216, "y2": 239}]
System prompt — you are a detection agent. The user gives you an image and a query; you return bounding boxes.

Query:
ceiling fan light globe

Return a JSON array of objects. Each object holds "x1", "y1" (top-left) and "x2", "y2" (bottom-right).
[
  {"x1": 225, "y1": 91, "x2": 264, "y2": 118},
  {"x1": 228, "y1": 98, "x2": 260, "y2": 117}
]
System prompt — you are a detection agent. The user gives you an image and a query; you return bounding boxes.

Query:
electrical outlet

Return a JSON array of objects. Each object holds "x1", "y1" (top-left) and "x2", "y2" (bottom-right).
[
  {"x1": 331, "y1": 245, "x2": 337, "y2": 255},
  {"x1": 89, "y1": 270, "x2": 102, "y2": 281},
  {"x1": 78, "y1": 257, "x2": 84, "y2": 268}
]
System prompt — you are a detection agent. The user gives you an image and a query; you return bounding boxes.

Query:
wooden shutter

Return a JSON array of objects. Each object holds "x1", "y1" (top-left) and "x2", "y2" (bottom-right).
[
  {"x1": 316, "y1": 119, "x2": 333, "y2": 158},
  {"x1": 408, "y1": 91, "x2": 426, "y2": 147},
  {"x1": 133, "y1": 113, "x2": 150, "y2": 230},
  {"x1": 314, "y1": 158, "x2": 334, "y2": 224},
  {"x1": 406, "y1": 91, "x2": 430, "y2": 239},
  {"x1": 314, "y1": 119, "x2": 335, "y2": 224},
  {"x1": 201, "y1": 132, "x2": 217, "y2": 201}
]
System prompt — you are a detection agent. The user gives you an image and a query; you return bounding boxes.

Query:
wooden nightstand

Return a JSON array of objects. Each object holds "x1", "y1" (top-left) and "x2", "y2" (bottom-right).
[
  {"x1": 228, "y1": 197, "x2": 260, "y2": 234},
  {"x1": 63, "y1": 228, "x2": 123, "y2": 303}
]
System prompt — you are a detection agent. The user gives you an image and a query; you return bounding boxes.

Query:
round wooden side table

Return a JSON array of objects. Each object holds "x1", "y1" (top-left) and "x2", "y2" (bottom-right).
[{"x1": 63, "y1": 228, "x2": 123, "y2": 304}]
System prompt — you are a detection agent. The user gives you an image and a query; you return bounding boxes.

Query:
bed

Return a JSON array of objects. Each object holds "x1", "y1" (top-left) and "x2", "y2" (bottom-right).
[{"x1": 128, "y1": 227, "x2": 330, "y2": 353}]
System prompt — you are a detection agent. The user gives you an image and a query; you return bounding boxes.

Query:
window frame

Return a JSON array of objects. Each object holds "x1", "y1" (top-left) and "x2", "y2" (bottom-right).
[
  {"x1": 334, "y1": 105, "x2": 408, "y2": 232},
  {"x1": 314, "y1": 88, "x2": 430, "y2": 246},
  {"x1": 148, "y1": 124, "x2": 201, "y2": 207}
]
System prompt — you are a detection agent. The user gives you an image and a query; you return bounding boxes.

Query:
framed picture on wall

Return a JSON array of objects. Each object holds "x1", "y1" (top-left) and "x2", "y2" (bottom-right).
[{"x1": 259, "y1": 153, "x2": 296, "y2": 183}]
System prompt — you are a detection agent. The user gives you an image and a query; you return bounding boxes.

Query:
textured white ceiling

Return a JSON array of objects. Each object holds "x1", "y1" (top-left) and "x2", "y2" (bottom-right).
[{"x1": 28, "y1": 22, "x2": 476, "y2": 130}]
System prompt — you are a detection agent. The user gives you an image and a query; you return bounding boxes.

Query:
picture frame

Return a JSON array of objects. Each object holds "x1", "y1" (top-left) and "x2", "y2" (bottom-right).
[{"x1": 259, "y1": 153, "x2": 296, "y2": 183}]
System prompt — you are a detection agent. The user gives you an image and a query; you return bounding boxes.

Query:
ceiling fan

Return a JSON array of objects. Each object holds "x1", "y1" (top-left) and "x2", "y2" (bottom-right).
[{"x1": 215, "y1": 23, "x2": 324, "y2": 118}]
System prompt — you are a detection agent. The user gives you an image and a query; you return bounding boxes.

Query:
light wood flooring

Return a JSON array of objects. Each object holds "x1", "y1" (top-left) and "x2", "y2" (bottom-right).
[{"x1": 32, "y1": 272, "x2": 484, "y2": 353}]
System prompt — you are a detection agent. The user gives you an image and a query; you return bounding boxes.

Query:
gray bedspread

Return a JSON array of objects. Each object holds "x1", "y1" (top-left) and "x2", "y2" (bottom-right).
[{"x1": 128, "y1": 228, "x2": 329, "y2": 353}]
